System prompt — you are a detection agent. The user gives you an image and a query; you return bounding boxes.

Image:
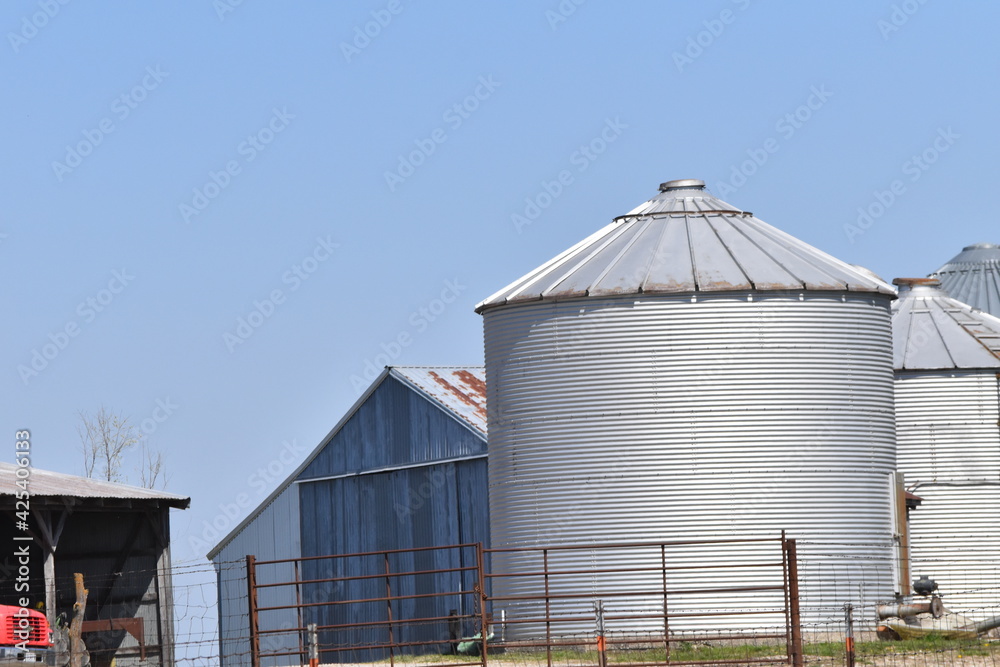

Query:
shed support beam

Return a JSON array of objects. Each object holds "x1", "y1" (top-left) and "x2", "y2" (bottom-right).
[{"x1": 31, "y1": 508, "x2": 69, "y2": 624}]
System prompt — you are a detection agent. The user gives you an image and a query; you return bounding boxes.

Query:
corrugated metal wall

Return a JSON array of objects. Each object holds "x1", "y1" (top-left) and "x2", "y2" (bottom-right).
[
  {"x1": 214, "y1": 486, "x2": 301, "y2": 667},
  {"x1": 299, "y1": 377, "x2": 487, "y2": 478},
  {"x1": 214, "y1": 374, "x2": 489, "y2": 665},
  {"x1": 484, "y1": 293, "x2": 898, "y2": 631},
  {"x1": 896, "y1": 370, "x2": 1000, "y2": 615},
  {"x1": 298, "y1": 459, "x2": 489, "y2": 663},
  {"x1": 295, "y1": 377, "x2": 489, "y2": 663}
]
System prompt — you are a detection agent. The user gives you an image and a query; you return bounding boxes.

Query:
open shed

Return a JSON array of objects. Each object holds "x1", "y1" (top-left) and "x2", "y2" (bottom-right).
[{"x1": 0, "y1": 463, "x2": 189, "y2": 667}]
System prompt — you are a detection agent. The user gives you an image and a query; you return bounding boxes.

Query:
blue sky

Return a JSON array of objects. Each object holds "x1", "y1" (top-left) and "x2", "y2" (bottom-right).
[{"x1": 3, "y1": 0, "x2": 996, "y2": 583}]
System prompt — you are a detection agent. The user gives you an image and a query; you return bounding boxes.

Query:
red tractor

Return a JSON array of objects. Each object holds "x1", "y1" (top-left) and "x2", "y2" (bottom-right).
[{"x1": 0, "y1": 606, "x2": 54, "y2": 666}]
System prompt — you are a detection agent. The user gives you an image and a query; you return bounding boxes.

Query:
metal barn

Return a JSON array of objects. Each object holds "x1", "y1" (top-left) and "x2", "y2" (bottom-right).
[
  {"x1": 477, "y1": 179, "x2": 902, "y2": 630},
  {"x1": 891, "y1": 277, "x2": 1000, "y2": 615},
  {"x1": 0, "y1": 464, "x2": 189, "y2": 667},
  {"x1": 208, "y1": 366, "x2": 489, "y2": 667}
]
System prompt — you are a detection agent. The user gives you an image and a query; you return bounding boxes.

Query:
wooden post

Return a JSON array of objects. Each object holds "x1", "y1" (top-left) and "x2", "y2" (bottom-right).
[
  {"x1": 154, "y1": 511, "x2": 176, "y2": 667},
  {"x1": 246, "y1": 556, "x2": 260, "y2": 667},
  {"x1": 69, "y1": 573, "x2": 89, "y2": 667},
  {"x1": 32, "y1": 509, "x2": 68, "y2": 626}
]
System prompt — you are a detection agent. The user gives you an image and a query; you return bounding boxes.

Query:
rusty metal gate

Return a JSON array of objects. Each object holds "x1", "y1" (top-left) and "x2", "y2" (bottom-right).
[{"x1": 246, "y1": 536, "x2": 802, "y2": 667}]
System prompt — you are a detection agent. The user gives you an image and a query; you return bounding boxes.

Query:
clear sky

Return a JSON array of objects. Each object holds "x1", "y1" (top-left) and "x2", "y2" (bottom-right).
[{"x1": 3, "y1": 0, "x2": 997, "y2": 616}]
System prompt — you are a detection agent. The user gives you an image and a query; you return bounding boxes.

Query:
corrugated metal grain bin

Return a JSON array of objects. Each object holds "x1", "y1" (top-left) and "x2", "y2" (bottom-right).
[
  {"x1": 930, "y1": 243, "x2": 1000, "y2": 317},
  {"x1": 892, "y1": 277, "x2": 1000, "y2": 616},
  {"x1": 476, "y1": 179, "x2": 900, "y2": 632}
]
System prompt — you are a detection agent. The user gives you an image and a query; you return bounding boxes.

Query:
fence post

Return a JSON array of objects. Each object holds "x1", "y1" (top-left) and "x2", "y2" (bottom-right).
[
  {"x1": 844, "y1": 604, "x2": 855, "y2": 667},
  {"x1": 784, "y1": 540, "x2": 803, "y2": 667},
  {"x1": 383, "y1": 552, "x2": 395, "y2": 667},
  {"x1": 308, "y1": 622, "x2": 319, "y2": 667},
  {"x1": 295, "y1": 560, "x2": 305, "y2": 660},
  {"x1": 246, "y1": 555, "x2": 260, "y2": 667},
  {"x1": 69, "y1": 573, "x2": 89, "y2": 667},
  {"x1": 661, "y1": 544, "x2": 670, "y2": 664},
  {"x1": 543, "y1": 549, "x2": 552, "y2": 667},
  {"x1": 476, "y1": 542, "x2": 489, "y2": 667},
  {"x1": 594, "y1": 600, "x2": 607, "y2": 667}
]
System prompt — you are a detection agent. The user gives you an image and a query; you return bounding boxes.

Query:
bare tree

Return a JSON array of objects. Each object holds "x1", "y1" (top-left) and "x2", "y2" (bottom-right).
[
  {"x1": 78, "y1": 406, "x2": 140, "y2": 483},
  {"x1": 136, "y1": 442, "x2": 167, "y2": 490},
  {"x1": 78, "y1": 407, "x2": 167, "y2": 488}
]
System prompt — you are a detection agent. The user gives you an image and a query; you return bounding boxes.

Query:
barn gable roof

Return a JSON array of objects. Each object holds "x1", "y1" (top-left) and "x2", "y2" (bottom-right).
[{"x1": 206, "y1": 366, "x2": 486, "y2": 560}]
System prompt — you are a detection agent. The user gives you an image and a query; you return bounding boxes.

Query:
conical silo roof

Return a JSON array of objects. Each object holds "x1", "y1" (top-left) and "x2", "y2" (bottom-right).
[
  {"x1": 929, "y1": 243, "x2": 1000, "y2": 317},
  {"x1": 476, "y1": 179, "x2": 894, "y2": 312},
  {"x1": 891, "y1": 277, "x2": 1000, "y2": 370}
]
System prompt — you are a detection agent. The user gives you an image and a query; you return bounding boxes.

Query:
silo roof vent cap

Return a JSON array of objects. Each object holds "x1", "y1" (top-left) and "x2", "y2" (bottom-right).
[{"x1": 659, "y1": 179, "x2": 705, "y2": 192}]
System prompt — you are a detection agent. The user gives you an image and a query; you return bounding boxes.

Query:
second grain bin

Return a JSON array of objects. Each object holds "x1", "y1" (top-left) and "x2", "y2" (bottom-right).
[
  {"x1": 892, "y1": 277, "x2": 1000, "y2": 617},
  {"x1": 929, "y1": 243, "x2": 1000, "y2": 317},
  {"x1": 477, "y1": 179, "x2": 900, "y2": 632}
]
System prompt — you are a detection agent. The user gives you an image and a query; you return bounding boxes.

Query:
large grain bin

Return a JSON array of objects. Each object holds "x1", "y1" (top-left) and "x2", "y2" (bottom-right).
[
  {"x1": 930, "y1": 243, "x2": 1000, "y2": 317},
  {"x1": 891, "y1": 277, "x2": 1000, "y2": 616},
  {"x1": 476, "y1": 179, "x2": 900, "y2": 632}
]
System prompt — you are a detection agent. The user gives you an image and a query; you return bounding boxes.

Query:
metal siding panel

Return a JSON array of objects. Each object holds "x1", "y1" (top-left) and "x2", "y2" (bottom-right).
[
  {"x1": 300, "y1": 377, "x2": 486, "y2": 482},
  {"x1": 896, "y1": 372, "x2": 1000, "y2": 481},
  {"x1": 895, "y1": 371, "x2": 1000, "y2": 615},
  {"x1": 214, "y1": 486, "x2": 300, "y2": 667},
  {"x1": 907, "y1": 485, "x2": 1000, "y2": 615},
  {"x1": 298, "y1": 460, "x2": 487, "y2": 662},
  {"x1": 455, "y1": 459, "x2": 490, "y2": 548},
  {"x1": 484, "y1": 292, "x2": 897, "y2": 631}
]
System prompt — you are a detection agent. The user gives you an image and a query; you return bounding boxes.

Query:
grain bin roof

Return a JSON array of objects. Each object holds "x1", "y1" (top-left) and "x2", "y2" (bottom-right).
[
  {"x1": 929, "y1": 243, "x2": 1000, "y2": 317},
  {"x1": 0, "y1": 462, "x2": 190, "y2": 509},
  {"x1": 476, "y1": 179, "x2": 893, "y2": 313},
  {"x1": 891, "y1": 277, "x2": 1000, "y2": 370}
]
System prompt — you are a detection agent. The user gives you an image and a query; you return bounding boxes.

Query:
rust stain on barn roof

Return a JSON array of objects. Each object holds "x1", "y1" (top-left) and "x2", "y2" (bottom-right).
[{"x1": 391, "y1": 366, "x2": 487, "y2": 434}]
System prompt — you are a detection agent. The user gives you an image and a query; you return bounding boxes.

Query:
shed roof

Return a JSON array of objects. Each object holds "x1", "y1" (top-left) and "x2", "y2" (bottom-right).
[
  {"x1": 477, "y1": 179, "x2": 894, "y2": 312},
  {"x1": 891, "y1": 278, "x2": 1000, "y2": 370},
  {"x1": 929, "y1": 243, "x2": 1000, "y2": 317},
  {"x1": 206, "y1": 365, "x2": 486, "y2": 560},
  {"x1": 0, "y1": 462, "x2": 190, "y2": 509}
]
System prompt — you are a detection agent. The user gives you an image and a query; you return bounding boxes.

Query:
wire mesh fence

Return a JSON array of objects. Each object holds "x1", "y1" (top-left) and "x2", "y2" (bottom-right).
[{"x1": 46, "y1": 540, "x2": 998, "y2": 667}]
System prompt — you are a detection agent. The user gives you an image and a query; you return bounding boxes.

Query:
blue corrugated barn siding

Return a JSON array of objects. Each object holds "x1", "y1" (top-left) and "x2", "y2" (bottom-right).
[
  {"x1": 213, "y1": 373, "x2": 489, "y2": 666},
  {"x1": 298, "y1": 377, "x2": 486, "y2": 478},
  {"x1": 295, "y1": 377, "x2": 489, "y2": 663},
  {"x1": 215, "y1": 486, "x2": 301, "y2": 667},
  {"x1": 298, "y1": 459, "x2": 489, "y2": 663}
]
